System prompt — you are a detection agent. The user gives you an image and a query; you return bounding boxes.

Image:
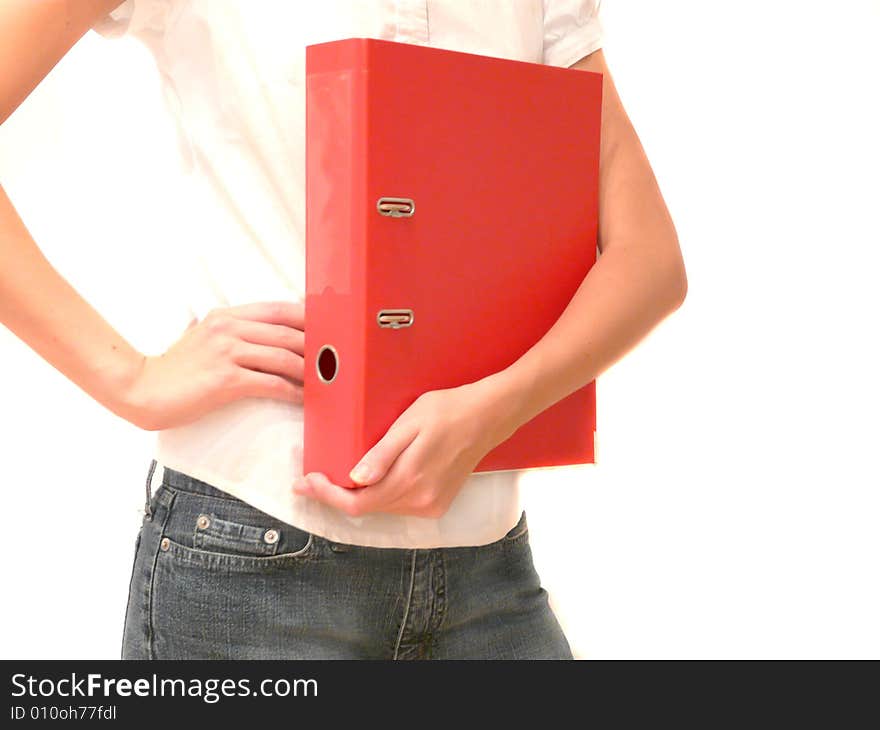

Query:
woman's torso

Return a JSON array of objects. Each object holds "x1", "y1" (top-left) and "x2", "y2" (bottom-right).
[{"x1": 97, "y1": 0, "x2": 550, "y2": 547}]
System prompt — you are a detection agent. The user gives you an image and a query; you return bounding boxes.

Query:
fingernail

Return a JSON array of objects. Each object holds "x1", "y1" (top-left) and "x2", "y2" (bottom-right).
[
  {"x1": 350, "y1": 463, "x2": 372, "y2": 483},
  {"x1": 292, "y1": 477, "x2": 308, "y2": 493}
]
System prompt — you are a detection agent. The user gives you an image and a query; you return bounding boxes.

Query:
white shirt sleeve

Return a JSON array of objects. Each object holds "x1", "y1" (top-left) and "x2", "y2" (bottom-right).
[
  {"x1": 542, "y1": 0, "x2": 605, "y2": 67},
  {"x1": 91, "y1": 0, "x2": 169, "y2": 40}
]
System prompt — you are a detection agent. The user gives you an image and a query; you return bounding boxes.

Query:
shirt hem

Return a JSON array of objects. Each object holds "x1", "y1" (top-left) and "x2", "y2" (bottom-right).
[{"x1": 151, "y1": 448, "x2": 524, "y2": 549}]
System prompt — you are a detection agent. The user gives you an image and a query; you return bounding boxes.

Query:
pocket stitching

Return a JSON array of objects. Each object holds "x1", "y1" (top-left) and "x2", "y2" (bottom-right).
[
  {"x1": 159, "y1": 533, "x2": 317, "y2": 569},
  {"x1": 191, "y1": 513, "x2": 282, "y2": 558}
]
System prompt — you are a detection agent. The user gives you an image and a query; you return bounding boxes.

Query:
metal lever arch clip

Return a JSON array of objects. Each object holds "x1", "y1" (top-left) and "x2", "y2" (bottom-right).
[
  {"x1": 376, "y1": 197, "x2": 415, "y2": 217},
  {"x1": 377, "y1": 309, "x2": 414, "y2": 328}
]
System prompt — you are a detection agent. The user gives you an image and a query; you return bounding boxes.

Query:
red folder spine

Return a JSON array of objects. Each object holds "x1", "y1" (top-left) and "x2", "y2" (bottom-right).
[{"x1": 304, "y1": 41, "x2": 370, "y2": 487}]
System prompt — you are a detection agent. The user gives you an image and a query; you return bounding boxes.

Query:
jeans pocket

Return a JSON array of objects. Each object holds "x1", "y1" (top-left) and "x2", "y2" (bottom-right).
[
  {"x1": 149, "y1": 493, "x2": 320, "y2": 658},
  {"x1": 159, "y1": 489, "x2": 318, "y2": 568}
]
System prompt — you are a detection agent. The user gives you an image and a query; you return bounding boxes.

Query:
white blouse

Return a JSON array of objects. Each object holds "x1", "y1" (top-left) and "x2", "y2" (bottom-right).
[{"x1": 92, "y1": 0, "x2": 604, "y2": 548}]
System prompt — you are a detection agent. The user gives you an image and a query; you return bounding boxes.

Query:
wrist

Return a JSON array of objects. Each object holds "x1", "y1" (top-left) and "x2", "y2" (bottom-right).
[
  {"x1": 105, "y1": 349, "x2": 150, "y2": 428},
  {"x1": 471, "y1": 364, "x2": 533, "y2": 450}
]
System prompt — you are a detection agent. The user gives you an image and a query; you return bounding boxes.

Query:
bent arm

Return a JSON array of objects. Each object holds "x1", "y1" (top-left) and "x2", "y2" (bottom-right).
[
  {"x1": 480, "y1": 49, "x2": 688, "y2": 444},
  {"x1": 0, "y1": 0, "x2": 124, "y2": 124},
  {"x1": 1, "y1": 0, "x2": 146, "y2": 424},
  {"x1": 0, "y1": 185, "x2": 146, "y2": 423}
]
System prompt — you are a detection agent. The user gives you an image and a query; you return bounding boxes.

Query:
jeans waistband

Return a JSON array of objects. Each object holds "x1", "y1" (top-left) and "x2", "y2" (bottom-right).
[
  {"x1": 144, "y1": 458, "x2": 242, "y2": 519},
  {"x1": 141, "y1": 458, "x2": 528, "y2": 549}
]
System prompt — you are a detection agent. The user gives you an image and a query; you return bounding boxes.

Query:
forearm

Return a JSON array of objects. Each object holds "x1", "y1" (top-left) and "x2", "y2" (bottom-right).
[
  {"x1": 0, "y1": 183, "x2": 146, "y2": 423},
  {"x1": 482, "y1": 238, "x2": 686, "y2": 442},
  {"x1": 476, "y1": 49, "x2": 687, "y2": 445}
]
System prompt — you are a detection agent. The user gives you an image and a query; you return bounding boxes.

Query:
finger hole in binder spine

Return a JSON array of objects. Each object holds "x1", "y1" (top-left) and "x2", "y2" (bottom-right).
[{"x1": 317, "y1": 345, "x2": 338, "y2": 384}]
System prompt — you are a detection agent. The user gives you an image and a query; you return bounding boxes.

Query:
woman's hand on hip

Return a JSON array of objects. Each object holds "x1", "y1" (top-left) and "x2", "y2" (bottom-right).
[{"x1": 127, "y1": 300, "x2": 305, "y2": 431}]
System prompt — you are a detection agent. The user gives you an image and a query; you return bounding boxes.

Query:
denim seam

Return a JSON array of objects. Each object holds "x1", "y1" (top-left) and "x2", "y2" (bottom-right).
[
  {"x1": 425, "y1": 551, "x2": 447, "y2": 659},
  {"x1": 146, "y1": 489, "x2": 176, "y2": 660},
  {"x1": 393, "y1": 550, "x2": 418, "y2": 660},
  {"x1": 120, "y1": 529, "x2": 142, "y2": 658}
]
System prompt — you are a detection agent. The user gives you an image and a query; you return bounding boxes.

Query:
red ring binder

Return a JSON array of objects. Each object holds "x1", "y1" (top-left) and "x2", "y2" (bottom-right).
[{"x1": 305, "y1": 38, "x2": 601, "y2": 486}]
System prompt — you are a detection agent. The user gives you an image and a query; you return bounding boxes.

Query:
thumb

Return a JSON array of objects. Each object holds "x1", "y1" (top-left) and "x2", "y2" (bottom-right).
[{"x1": 349, "y1": 423, "x2": 418, "y2": 486}]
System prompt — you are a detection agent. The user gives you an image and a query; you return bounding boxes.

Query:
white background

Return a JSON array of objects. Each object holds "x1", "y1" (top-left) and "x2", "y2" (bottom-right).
[{"x1": 1, "y1": 0, "x2": 878, "y2": 659}]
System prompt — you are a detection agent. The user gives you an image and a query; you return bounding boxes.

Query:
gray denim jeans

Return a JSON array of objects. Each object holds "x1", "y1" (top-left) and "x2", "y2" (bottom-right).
[{"x1": 122, "y1": 459, "x2": 573, "y2": 660}]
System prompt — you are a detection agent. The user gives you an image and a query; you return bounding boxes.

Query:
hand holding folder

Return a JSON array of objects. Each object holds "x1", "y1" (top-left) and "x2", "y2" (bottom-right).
[{"x1": 304, "y1": 37, "x2": 602, "y2": 489}]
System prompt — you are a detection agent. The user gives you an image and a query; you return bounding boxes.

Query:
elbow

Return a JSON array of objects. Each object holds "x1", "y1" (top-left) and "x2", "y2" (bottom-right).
[
  {"x1": 673, "y1": 262, "x2": 688, "y2": 308},
  {"x1": 666, "y1": 233, "x2": 688, "y2": 310}
]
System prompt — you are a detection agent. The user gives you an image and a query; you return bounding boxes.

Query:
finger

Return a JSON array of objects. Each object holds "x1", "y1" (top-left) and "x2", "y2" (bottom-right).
[
  {"x1": 231, "y1": 341, "x2": 304, "y2": 383},
  {"x1": 295, "y1": 471, "x2": 387, "y2": 517},
  {"x1": 349, "y1": 420, "x2": 419, "y2": 486},
  {"x1": 231, "y1": 318, "x2": 304, "y2": 355},
  {"x1": 218, "y1": 300, "x2": 306, "y2": 330},
  {"x1": 365, "y1": 432, "x2": 433, "y2": 514},
  {"x1": 234, "y1": 368, "x2": 304, "y2": 404}
]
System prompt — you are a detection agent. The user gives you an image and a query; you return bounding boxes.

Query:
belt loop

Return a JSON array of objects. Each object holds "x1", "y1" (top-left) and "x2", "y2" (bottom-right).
[{"x1": 144, "y1": 458, "x2": 158, "y2": 521}]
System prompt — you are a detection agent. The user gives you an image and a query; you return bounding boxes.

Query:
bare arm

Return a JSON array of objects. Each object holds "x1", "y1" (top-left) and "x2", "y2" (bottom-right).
[
  {"x1": 0, "y1": 0, "x2": 124, "y2": 125},
  {"x1": 1, "y1": 0, "x2": 305, "y2": 430},
  {"x1": 0, "y1": 0, "x2": 146, "y2": 422},
  {"x1": 483, "y1": 48, "x2": 688, "y2": 444},
  {"x1": 0, "y1": 184, "x2": 149, "y2": 422}
]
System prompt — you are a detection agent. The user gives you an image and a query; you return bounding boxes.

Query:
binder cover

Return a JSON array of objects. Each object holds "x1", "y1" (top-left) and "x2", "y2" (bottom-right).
[{"x1": 305, "y1": 37, "x2": 602, "y2": 488}]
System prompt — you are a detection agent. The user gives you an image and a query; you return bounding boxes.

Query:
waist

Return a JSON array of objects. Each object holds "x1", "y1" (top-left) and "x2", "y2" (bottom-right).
[{"x1": 151, "y1": 399, "x2": 523, "y2": 548}]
